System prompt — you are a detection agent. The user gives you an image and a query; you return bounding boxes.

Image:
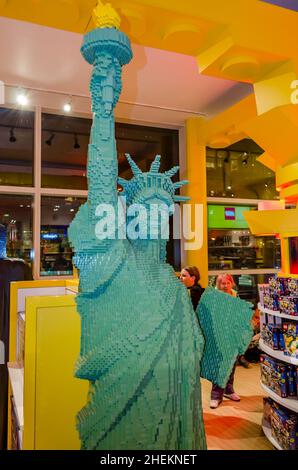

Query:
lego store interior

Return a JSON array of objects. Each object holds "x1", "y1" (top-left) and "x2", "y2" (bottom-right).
[{"x1": 0, "y1": 0, "x2": 298, "y2": 453}]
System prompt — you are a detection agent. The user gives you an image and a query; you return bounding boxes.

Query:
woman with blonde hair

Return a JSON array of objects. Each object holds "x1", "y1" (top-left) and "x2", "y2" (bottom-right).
[{"x1": 210, "y1": 274, "x2": 241, "y2": 409}]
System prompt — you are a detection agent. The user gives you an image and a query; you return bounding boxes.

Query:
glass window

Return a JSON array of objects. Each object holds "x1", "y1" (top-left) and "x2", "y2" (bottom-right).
[
  {"x1": 116, "y1": 123, "x2": 179, "y2": 178},
  {"x1": 40, "y1": 196, "x2": 86, "y2": 276},
  {"x1": 41, "y1": 113, "x2": 91, "y2": 190},
  {"x1": 208, "y1": 273, "x2": 276, "y2": 305},
  {"x1": 0, "y1": 194, "x2": 33, "y2": 270},
  {"x1": 116, "y1": 123, "x2": 181, "y2": 270},
  {"x1": 207, "y1": 139, "x2": 279, "y2": 200},
  {"x1": 208, "y1": 229, "x2": 281, "y2": 271},
  {"x1": 0, "y1": 107, "x2": 34, "y2": 187}
]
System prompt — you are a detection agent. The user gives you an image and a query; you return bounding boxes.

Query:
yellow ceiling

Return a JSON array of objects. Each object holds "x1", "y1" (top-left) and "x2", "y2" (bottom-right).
[
  {"x1": 1, "y1": 0, "x2": 298, "y2": 200},
  {"x1": 0, "y1": 0, "x2": 297, "y2": 60}
]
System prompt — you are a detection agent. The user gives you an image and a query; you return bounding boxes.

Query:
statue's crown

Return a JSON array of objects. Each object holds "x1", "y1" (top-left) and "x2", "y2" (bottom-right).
[
  {"x1": 92, "y1": 1, "x2": 121, "y2": 30},
  {"x1": 118, "y1": 154, "x2": 190, "y2": 205}
]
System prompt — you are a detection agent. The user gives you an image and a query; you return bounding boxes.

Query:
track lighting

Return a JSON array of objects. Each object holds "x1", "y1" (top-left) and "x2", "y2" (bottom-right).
[
  {"x1": 63, "y1": 97, "x2": 72, "y2": 113},
  {"x1": 73, "y1": 134, "x2": 80, "y2": 149},
  {"x1": 45, "y1": 133, "x2": 55, "y2": 146},
  {"x1": 16, "y1": 89, "x2": 28, "y2": 106},
  {"x1": 242, "y1": 152, "x2": 248, "y2": 165},
  {"x1": 9, "y1": 128, "x2": 16, "y2": 143}
]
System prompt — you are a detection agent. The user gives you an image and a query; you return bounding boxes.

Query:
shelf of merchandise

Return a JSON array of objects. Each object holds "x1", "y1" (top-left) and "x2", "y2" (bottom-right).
[
  {"x1": 260, "y1": 382, "x2": 298, "y2": 413},
  {"x1": 261, "y1": 418, "x2": 282, "y2": 450},
  {"x1": 259, "y1": 339, "x2": 298, "y2": 365},
  {"x1": 258, "y1": 303, "x2": 298, "y2": 321}
]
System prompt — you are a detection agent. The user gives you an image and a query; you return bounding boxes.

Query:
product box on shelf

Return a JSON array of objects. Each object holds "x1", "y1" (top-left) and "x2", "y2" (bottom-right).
[
  {"x1": 271, "y1": 403, "x2": 298, "y2": 450},
  {"x1": 260, "y1": 276, "x2": 298, "y2": 317},
  {"x1": 260, "y1": 354, "x2": 288, "y2": 398},
  {"x1": 283, "y1": 323, "x2": 298, "y2": 358},
  {"x1": 263, "y1": 398, "x2": 298, "y2": 450},
  {"x1": 261, "y1": 324, "x2": 280, "y2": 350},
  {"x1": 287, "y1": 366, "x2": 297, "y2": 397},
  {"x1": 279, "y1": 297, "x2": 298, "y2": 316},
  {"x1": 260, "y1": 354, "x2": 298, "y2": 398}
]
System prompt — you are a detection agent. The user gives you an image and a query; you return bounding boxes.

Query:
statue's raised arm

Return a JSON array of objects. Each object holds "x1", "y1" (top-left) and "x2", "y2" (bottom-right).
[{"x1": 68, "y1": 3, "x2": 132, "y2": 293}]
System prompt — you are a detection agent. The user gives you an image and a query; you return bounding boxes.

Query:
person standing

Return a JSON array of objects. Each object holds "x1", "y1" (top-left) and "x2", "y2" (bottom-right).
[
  {"x1": 210, "y1": 274, "x2": 241, "y2": 409},
  {"x1": 179, "y1": 266, "x2": 205, "y2": 310}
]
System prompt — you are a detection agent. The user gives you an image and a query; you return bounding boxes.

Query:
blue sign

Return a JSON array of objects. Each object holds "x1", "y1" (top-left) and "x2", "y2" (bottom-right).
[{"x1": 41, "y1": 233, "x2": 59, "y2": 240}]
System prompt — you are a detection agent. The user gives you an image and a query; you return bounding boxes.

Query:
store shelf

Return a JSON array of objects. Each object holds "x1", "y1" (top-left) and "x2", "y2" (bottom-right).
[
  {"x1": 259, "y1": 339, "x2": 298, "y2": 365},
  {"x1": 7, "y1": 364, "x2": 24, "y2": 430},
  {"x1": 258, "y1": 303, "x2": 298, "y2": 321},
  {"x1": 260, "y1": 382, "x2": 298, "y2": 413},
  {"x1": 261, "y1": 418, "x2": 282, "y2": 450},
  {"x1": 259, "y1": 338, "x2": 298, "y2": 364}
]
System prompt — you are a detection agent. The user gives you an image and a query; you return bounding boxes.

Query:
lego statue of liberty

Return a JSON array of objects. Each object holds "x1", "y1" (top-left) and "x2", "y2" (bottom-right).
[{"x1": 69, "y1": 1, "x2": 253, "y2": 450}]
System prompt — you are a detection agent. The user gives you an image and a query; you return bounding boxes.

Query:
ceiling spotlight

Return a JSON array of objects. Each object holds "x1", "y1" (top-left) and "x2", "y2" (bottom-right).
[
  {"x1": 16, "y1": 89, "x2": 28, "y2": 106},
  {"x1": 9, "y1": 128, "x2": 17, "y2": 143},
  {"x1": 45, "y1": 133, "x2": 55, "y2": 146},
  {"x1": 242, "y1": 152, "x2": 248, "y2": 165},
  {"x1": 227, "y1": 185, "x2": 232, "y2": 190},
  {"x1": 63, "y1": 97, "x2": 72, "y2": 113},
  {"x1": 73, "y1": 134, "x2": 80, "y2": 149}
]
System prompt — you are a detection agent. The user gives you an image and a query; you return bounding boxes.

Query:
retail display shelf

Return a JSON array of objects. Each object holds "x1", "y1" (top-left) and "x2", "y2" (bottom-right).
[
  {"x1": 260, "y1": 382, "x2": 298, "y2": 413},
  {"x1": 258, "y1": 303, "x2": 298, "y2": 321},
  {"x1": 7, "y1": 364, "x2": 24, "y2": 430},
  {"x1": 259, "y1": 339, "x2": 298, "y2": 365},
  {"x1": 261, "y1": 418, "x2": 282, "y2": 450}
]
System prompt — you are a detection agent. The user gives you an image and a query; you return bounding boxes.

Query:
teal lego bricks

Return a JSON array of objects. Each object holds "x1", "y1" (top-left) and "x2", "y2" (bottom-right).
[{"x1": 68, "y1": 1, "x2": 253, "y2": 450}]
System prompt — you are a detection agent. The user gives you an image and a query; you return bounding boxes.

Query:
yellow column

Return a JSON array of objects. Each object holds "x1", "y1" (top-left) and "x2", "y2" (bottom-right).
[{"x1": 185, "y1": 118, "x2": 208, "y2": 287}]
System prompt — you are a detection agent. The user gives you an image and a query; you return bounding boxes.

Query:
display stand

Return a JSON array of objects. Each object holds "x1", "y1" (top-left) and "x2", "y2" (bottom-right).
[
  {"x1": 7, "y1": 279, "x2": 87, "y2": 450},
  {"x1": 259, "y1": 298, "x2": 298, "y2": 450}
]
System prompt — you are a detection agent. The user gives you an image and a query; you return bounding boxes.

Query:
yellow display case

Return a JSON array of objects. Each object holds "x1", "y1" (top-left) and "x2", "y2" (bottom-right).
[{"x1": 7, "y1": 279, "x2": 88, "y2": 450}]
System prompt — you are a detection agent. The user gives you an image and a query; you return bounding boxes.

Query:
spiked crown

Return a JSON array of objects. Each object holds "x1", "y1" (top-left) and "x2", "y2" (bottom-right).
[{"x1": 118, "y1": 154, "x2": 190, "y2": 206}]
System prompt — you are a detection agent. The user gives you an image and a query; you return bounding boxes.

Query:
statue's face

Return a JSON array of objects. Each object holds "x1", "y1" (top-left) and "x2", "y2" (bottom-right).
[{"x1": 126, "y1": 190, "x2": 174, "y2": 241}]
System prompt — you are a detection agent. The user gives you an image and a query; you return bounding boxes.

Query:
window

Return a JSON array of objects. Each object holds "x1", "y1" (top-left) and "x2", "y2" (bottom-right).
[
  {"x1": 0, "y1": 108, "x2": 34, "y2": 187},
  {"x1": 208, "y1": 229, "x2": 281, "y2": 271},
  {"x1": 41, "y1": 113, "x2": 91, "y2": 190},
  {"x1": 207, "y1": 139, "x2": 279, "y2": 200},
  {"x1": 40, "y1": 196, "x2": 86, "y2": 276},
  {"x1": 115, "y1": 122, "x2": 181, "y2": 270},
  {"x1": 0, "y1": 194, "x2": 33, "y2": 270}
]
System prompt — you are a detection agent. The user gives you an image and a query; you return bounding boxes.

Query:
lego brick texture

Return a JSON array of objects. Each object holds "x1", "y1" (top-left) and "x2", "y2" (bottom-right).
[
  {"x1": 199, "y1": 288, "x2": 254, "y2": 387},
  {"x1": 68, "y1": 25, "x2": 253, "y2": 450}
]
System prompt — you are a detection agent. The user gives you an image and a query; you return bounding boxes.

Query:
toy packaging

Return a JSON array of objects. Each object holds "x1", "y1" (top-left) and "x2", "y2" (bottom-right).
[
  {"x1": 260, "y1": 276, "x2": 298, "y2": 317},
  {"x1": 260, "y1": 354, "x2": 288, "y2": 398},
  {"x1": 270, "y1": 403, "x2": 298, "y2": 450},
  {"x1": 287, "y1": 366, "x2": 297, "y2": 397},
  {"x1": 260, "y1": 354, "x2": 298, "y2": 399},
  {"x1": 283, "y1": 323, "x2": 298, "y2": 358},
  {"x1": 263, "y1": 398, "x2": 298, "y2": 450},
  {"x1": 279, "y1": 297, "x2": 298, "y2": 316}
]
